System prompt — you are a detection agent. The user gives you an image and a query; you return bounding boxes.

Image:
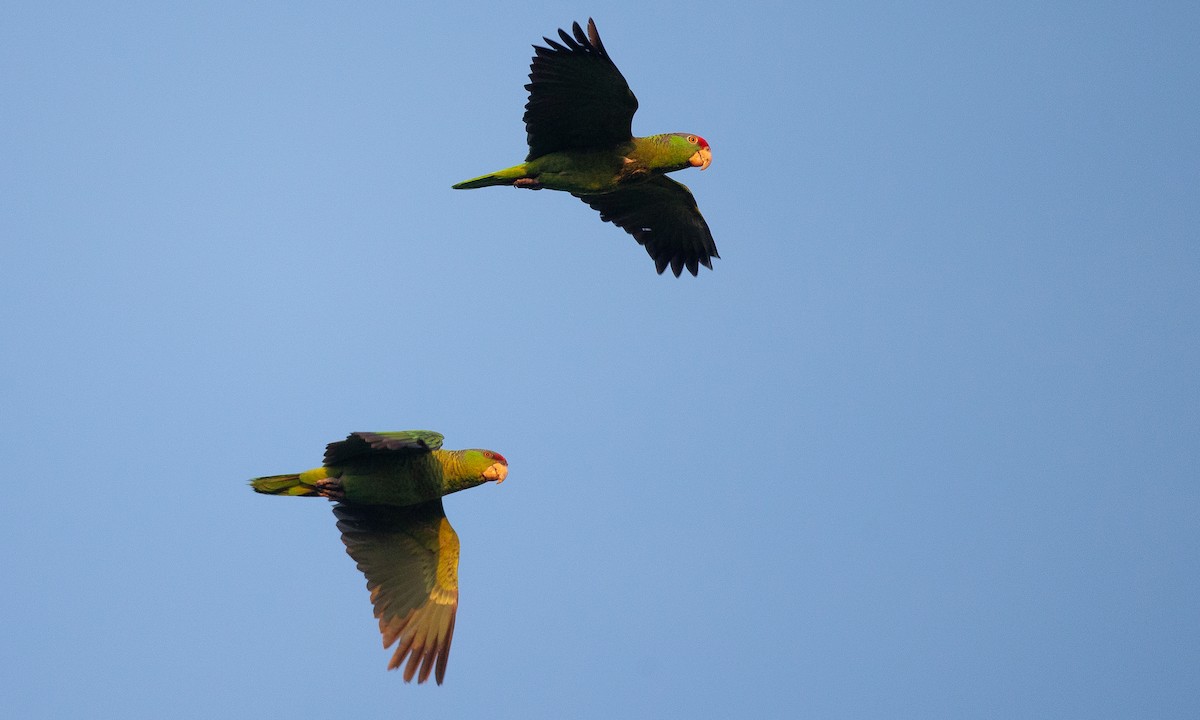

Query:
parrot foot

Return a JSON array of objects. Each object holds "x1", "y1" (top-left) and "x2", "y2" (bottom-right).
[
  {"x1": 513, "y1": 178, "x2": 542, "y2": 190},
  {"x1": 314, "y1": 478, "x2": 345, "y2": 501}
]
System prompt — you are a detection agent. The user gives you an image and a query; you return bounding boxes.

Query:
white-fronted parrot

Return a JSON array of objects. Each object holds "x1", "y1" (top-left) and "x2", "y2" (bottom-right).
[
  {"x1": 453, "y1": 18, "x2": 718, "y2": 277},
  {"x1": 250, "y1": 431, "x2": 508, "y2": 685}
]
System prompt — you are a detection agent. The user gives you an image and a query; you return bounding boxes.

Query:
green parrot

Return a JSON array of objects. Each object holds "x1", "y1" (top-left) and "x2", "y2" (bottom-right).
[
  {"x1": 453, "y1": 18, "x2": 718, "y2": 277},
  {"x1": 250, "y1": 430, "x2": 508, "y2": 685}
]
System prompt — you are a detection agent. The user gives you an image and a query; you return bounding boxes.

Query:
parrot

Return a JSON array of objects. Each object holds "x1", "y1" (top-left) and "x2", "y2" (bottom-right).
[
  {"x1": 249, "y1": 430, "x2": 508, "y2": 685},
  {"x1": 452, "y1": 18, "x2": 718, "y2": 277}
]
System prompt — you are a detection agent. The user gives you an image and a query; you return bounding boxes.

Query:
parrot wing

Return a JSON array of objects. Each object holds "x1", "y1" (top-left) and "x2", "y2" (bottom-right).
[
  {"x1": 524, "y1": 18, "x2": 638, "y2": 160},
  {"x1": 334, "y1": 500, "x2": 461, "y2": 684},
  {"x1": 576, "y1": 176, "x2": 719, "y2": 276},
  {"x1": 323, "y1": 431, "x2": 444, "y2": 466}
]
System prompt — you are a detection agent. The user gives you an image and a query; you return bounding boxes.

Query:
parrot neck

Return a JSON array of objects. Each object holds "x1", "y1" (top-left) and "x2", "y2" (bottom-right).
[{"x1": 433, "y1": 449, "x2": 489, "y2": 495}]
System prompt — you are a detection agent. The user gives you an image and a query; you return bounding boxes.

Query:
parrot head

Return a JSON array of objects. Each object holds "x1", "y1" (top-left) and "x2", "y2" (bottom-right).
[
  {"x1": 473, "y1": 449, "x2": 509, "y2": 484},
  {"x1": 684, "y1": 134, "x2": 712, "y2": 171}
]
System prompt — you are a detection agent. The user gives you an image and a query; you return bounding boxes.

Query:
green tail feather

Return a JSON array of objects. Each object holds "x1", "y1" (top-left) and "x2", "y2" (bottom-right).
[
  {"x1": 452, "y1": 164, "x2": 528, "y2": 189},
  {"x1": 250, "y1": 472, "x2": 321, "y2": 496}
]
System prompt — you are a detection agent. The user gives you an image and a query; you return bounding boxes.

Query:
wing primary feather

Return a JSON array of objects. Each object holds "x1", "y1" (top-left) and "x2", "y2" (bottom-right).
[
  {"x1": 435, "y1": 614, "x2": 455, "y2": 685},
  {"x1": 569, "y1": 23, "x2": 586, "y2": 47},
  {"x1": 586, "y1": 18, "x2": 604, "y2": 53}
]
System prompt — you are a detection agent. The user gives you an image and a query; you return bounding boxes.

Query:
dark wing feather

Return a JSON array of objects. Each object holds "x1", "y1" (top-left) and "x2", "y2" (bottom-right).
[
  {"x1": 324, "y1": 431, "x2": 444, "y2": 466},
  {"x1": 576, "y1": 176, "x2": 719, "y2": 276},
  {"x1": 334, "y1": 500, "x2": 460, "y2": 685},
  {"x1": 524, "y1": 18, "x2": 638, "y2": 159}
]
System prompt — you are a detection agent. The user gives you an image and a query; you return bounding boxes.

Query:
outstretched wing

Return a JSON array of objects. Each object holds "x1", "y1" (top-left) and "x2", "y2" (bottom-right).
[
  {"x1": 323, "y1": 431, "x2": 444, "y2": 466},
  {"x1": 334, "y1": 500, "x2": 460, "y2": 685},
  {"x1": 524, "y1": 18, "x2": 638, "y2": 160},
  {"x1": 576, "y1": 176, "x2": 719, "y2": 276}
]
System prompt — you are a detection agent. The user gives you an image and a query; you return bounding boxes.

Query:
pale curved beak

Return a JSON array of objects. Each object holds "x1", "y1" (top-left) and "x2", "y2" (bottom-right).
[
  {"x1": 483, "y1": 462, "x2": 508, "y2": 483},
  {"x1": 689, "y1": 147, "x2": 712, "y2": 171}
]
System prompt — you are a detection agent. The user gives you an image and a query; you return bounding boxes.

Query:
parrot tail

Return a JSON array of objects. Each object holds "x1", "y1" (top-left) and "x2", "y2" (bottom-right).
[
  {"x1": 451, "y1": 164, "x2": 529, "y2": 189},
  {"x1": 249, "y1": 467, "x2": 331, "y2": 497}
]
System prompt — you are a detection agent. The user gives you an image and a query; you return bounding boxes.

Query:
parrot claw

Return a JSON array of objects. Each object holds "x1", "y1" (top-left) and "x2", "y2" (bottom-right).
[
  {"x1": 314, "y1": 478, "x2": 346, "y2": 501},
  {"x1": 514, "y1": 177, "x2": 542, "y2": 190}
]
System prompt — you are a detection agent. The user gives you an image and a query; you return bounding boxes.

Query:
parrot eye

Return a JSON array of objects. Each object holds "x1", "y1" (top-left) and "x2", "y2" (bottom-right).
[{"x1": 687, "y1": 135, "x2": 697, "y2": 144}]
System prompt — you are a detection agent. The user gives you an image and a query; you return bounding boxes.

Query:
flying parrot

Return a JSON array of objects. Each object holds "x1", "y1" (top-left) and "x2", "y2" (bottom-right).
[
  {"x1": 249, "y1": 430, "x2": 508, "y2": 685},
  {"x1": 453, "y1": 18, "x2": 718, "y2": 277}
]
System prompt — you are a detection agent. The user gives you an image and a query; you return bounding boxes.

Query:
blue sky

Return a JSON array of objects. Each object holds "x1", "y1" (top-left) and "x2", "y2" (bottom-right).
[{"x1": 2, "y1": 2, "x2": 1198, "y2": 717}]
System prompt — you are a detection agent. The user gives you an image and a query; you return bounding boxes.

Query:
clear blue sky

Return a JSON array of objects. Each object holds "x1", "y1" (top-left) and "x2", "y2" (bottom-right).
[{"x1": 2, "y1": 2, "x2": 1198, "y2": 718}]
